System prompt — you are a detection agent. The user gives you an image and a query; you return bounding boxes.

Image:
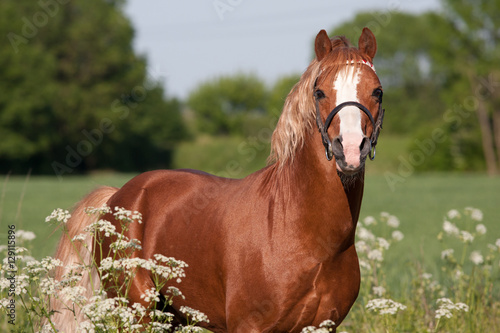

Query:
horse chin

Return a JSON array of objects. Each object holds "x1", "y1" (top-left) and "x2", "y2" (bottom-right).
[{"x1": 337, "y1": 167, "x2": 364, "y2": 187}]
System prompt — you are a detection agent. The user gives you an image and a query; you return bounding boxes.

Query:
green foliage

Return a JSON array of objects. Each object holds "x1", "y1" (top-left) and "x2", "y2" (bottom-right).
[
  {"x1": 0, "y1": 0, "x2": 187, "y2": 175},
  {"x1": 172, "y1": 135, "x2": 270, "y2": 178},
  {"x1": 187, "y1": 73, "x2": 268, "y2": 136}
]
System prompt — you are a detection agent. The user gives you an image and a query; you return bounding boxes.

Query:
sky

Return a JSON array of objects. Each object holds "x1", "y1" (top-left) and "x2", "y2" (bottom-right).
[{"x1": 123, "y1": 0, "x2": 441, "y2": 99}]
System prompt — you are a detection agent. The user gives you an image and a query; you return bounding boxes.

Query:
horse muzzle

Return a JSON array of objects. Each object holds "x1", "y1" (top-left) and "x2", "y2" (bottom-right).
[{"x1": 331, "y1": 133, "x2": 372, "y2": 174}]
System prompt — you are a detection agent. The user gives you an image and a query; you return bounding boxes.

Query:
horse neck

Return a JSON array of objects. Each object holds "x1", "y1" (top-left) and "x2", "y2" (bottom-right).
[{"x1": 269, "y1": 133, "x2": 365, "y2": 250}]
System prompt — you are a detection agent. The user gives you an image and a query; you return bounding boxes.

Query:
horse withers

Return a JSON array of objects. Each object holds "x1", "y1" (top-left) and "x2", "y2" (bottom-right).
[{"x1": 52, "y1": 27, "x2": 384, "y2": 332}]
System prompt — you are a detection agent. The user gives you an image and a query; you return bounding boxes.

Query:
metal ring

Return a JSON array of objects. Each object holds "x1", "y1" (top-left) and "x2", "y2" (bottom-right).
[{"x1": 369, "y1": 145, "x2": 376, "y2": 160}]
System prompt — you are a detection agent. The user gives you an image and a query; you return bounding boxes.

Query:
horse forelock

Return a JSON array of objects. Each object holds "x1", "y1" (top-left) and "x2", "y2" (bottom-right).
[{"x1": 268, "y1": 36, "x2": 372, "y2": 167}]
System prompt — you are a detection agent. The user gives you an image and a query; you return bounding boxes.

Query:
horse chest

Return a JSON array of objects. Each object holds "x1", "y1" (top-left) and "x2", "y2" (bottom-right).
[
  {"x1": 284, "y1": 257, "x2": 359, "y2": 328},
  {"x1": 226, "y1": 247, "x2": 360, "y2": 332}
]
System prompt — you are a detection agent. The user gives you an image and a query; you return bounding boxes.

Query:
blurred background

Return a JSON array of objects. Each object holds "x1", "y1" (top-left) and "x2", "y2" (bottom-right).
[
  {"x1": 0, "y1": 0, "x2": 499, "y2": 262},
  {"x1": 1, "y1": 0, "x2": 499, "y2": 177}
]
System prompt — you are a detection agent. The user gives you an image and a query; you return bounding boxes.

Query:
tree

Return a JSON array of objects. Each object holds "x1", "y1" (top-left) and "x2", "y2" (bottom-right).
[
  {"x1": 440, "y1": 0, "x2": 500, "y2": 175},
  {"x1": 187, "y1": 73, "x2": 268, "y2": 136},
  {"x1": 0, "y1": 0, "x2": 186, "y2": 175}
]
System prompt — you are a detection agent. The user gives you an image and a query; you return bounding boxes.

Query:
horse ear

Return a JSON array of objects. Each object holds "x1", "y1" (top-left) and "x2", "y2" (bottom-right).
[
  {"x1": 358, "y1": 27, "x2": 377, "y2": 61},
  {"x1": 315, "y1": 29, "x2": 332, "y2": 61}
]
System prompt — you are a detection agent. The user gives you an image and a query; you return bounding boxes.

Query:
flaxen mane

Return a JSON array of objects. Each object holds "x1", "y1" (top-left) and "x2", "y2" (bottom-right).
[{"x1": 268, "y1": 36, "x2": 371, "y2": 166}]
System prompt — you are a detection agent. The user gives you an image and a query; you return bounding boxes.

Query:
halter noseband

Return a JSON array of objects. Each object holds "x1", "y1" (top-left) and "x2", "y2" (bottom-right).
[{"x1": 314, "y1": 62, "x2": 385, "y2": 162}]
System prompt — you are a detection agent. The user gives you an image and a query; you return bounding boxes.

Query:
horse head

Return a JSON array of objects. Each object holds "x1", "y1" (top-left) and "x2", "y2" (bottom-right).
[{"x1": 313, "y1": 28, "x2": 384, "y2": 175}]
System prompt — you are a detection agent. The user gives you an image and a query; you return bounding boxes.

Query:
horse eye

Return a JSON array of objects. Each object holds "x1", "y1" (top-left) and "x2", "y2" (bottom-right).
[
  {"x1": 372, "y1": 88, "x2": 383, "y2": 103},
  {"x1": 314, "y1": 89, "x2": 326, "y2": 100}
]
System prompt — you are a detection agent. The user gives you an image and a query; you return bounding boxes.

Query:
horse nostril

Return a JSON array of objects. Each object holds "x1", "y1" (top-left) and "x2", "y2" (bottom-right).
[
  {"x1": 359, "y1": 137, "x2": 371, "y2": 155},
  {"x1": 331, "y1": 136, "x2": 343, "y2": 156}
]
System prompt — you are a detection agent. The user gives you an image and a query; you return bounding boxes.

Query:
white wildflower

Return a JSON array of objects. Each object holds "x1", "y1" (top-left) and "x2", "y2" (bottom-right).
[
  {"x1": 84, "y1": 219, "x2": 118, "y2": 237},
  {"x1": 180, "y1": 306, "x2": 209, "y2": 324},
  {"x1": 496, "y1": 239, "x2": 500, "y2": 249},
  {"x1": 114, "y1": 206, "x2": 143, "y2": 224},
  {"x1": 447, "y1": 209, "x2": 460, "y2": 219},
  {"x1": 60, "y1": 285, "x2": 87, "y2": 304},
  {"x1": 301, "y1": 319, "x2": 336, "y2": 332},
  {"x1": 363, "y1": 216, "x2": 376, "y2": 226},
  {"x1": 72, "y1": 233, "x2": 88, "y2": 242},
  {"x1": 85, "y1": 205, "x2": 112, "y2": 216},
  {"x1": 149, "y1": 309, "x2": 175, "y2": 321},
  {"x1": 487, "y1": 243, "x2": 497, "y2": 252},
  {"x1": 13, "y1": 274, "x2": 30, "y2": 295},
  {"x1": 392, "y1": 230, "x2": 404, "y2": 241},
  {"x1": 435, "y1": 298, "x2": 468, "y2": 319},
  {"x1": 355, "y1": 240, "x2": 368, "y2": 254},
  {"x1": 368, "y1": 249, "x2": 383, "y2": 262},
  {"x1": 377, "y1": 237, "x2": 390, "y2": 250},
  {"x1": 140, "y1": 287, "x2": 160, "y2": 303},
  {"x1": 443, "y1": 221, "x2": 459, "y2": 236},
  {"x1": 465, "y1": 207, "x2": 483, "y2": 221},
  {"x1": 441, "y1": 249, "x2": 454, "y2": 260},
  {"x1": 151, "y1": 322, "x2": 174, "y2": 332},
  {"x1": 422, "y1": 273, "x2": 432, "y2": 280},
  {"x1": 39, "y1": 277, "x2": 58, "y2": 296},
  {"x1": 39, "y1": 324, "x2": 58, "y2": 333},
  {"x1": 372, "y1": 286, "x2": 386, "y2": 297},
  {"x1": 359, "y1": 259, "x2": 371, "y2": 271},
  {"x1": 110, "y1": 238, "x2": 142, "y2": 252},
  {"x1": 386, "y1": 215, "x2": 400, "y2": 228},
  {"x1": 475, "y1": 224, "x2": 487, "y2": 235},
  {"x1": 366, "y1": 298, "x2": 407, "y2": 315},
  {"x1": 45, "y1": 208, "x2": 71, "y2": 224},
  {"x1": 76, "y1": 321, "x2": 95, "y2": 333},
  {"x1": 357, "y1": 226, "x2": 375, "y2": 241},
  {"x1": 469, "y1": 251, "x2": 484, "y2": 265},
  {"x1": 459, "y1": 231, "x2": 474, "y2": 243},
  {"x1": 17, "y1": 230, "x2": 36, "y2": 241}
]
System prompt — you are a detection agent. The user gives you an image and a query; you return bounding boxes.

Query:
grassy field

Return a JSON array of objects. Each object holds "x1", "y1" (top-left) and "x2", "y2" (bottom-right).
[
  {"x1": 1, "y1": 171, "x2": 498, "y2": 268},
  {"x1": 1, "y1": 171, "x2": 499, "y2": 331}
]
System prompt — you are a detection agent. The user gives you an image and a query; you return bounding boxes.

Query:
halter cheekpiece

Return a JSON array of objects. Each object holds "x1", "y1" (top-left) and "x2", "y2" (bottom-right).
[{"x1": 314, "y1": 60, "x2": 385, "y2": 162}]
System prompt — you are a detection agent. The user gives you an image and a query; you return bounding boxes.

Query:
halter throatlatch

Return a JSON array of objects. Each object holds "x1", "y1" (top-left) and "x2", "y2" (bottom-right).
[{"x1": 314, "y1": 97, "x2": 385, "y2": 162}]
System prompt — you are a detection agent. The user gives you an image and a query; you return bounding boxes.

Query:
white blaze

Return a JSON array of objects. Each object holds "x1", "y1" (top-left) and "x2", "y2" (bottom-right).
[
  {"x1": 333, "y1": 66, "x2": 362, "y2": 136},
  {"x1": 333, "y1": 66, "x2": 364, "y2": 168}
]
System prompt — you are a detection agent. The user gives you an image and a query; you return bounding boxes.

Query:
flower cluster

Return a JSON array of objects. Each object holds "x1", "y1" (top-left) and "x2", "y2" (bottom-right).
[
  {"x1": 366, "y1": 298, "x2": 407, "y2": 315},
  {"x1": 355, "y1": 212, "x2": 404, "y2": 285},
  {"x1": 435, "y1": 298, "x2": 469, "y2": 320},
  {"x1": 439, "y1": 207, "x2": 499, "y2": 269},
  {"x1": 301, "y1": 319, "x2": 336, "y2": 333},
  {"x1": 0, "y1": 206, "x2": 206, "y2": 333},
  {"x1": 45, "y1": 208, "x2": 71, "y2": 224}
]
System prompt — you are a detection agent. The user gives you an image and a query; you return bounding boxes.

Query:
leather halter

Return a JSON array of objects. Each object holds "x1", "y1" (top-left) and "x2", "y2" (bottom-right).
[{"x1": 314, "y1": 93, "x2": 385, "y2": 162}]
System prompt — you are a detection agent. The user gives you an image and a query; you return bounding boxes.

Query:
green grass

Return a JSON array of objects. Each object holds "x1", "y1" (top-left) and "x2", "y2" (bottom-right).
[
  {"x1": 362, "y1": 172, "x2": 500, "y2": 290},
  {"x1": 0, "y1": 172, "x2": 134, "y2": 258},
  {"x1": 1, "y1": 171, "x2": 499, "y2": 331},
  {"x1": 1, "y1": 171, "x2": 498, "y2": 271}
]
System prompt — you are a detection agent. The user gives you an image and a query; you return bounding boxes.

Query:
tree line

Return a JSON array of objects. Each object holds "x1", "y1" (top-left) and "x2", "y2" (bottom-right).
[{"x1": 1, "y1": 0, "x2": 498, "y2": 175}]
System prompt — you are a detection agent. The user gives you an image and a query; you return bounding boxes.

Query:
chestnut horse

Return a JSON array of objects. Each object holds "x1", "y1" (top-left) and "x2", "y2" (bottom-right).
[{"x1": 53, "y1": 28, "x2": 384, "y2": 332}]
